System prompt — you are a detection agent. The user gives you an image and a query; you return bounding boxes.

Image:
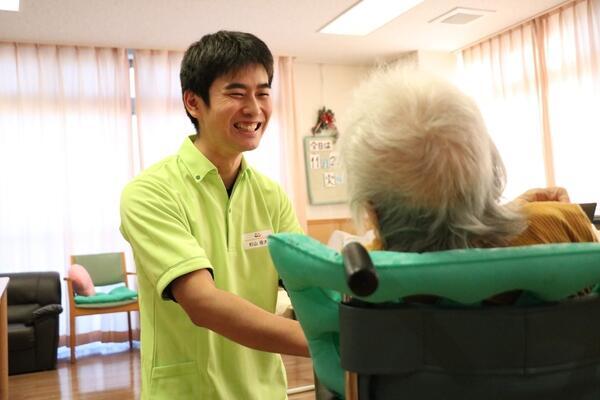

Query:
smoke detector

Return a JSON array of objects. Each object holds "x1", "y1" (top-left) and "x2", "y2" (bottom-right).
[{"x1": 429, "y1": 7, "x2": 495, "y2": 25}]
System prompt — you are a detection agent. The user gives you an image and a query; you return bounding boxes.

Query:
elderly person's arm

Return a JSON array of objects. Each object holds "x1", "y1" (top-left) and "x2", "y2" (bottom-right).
[{"x1": 513, "y1": 186, "x2": 600, "y2": 242}]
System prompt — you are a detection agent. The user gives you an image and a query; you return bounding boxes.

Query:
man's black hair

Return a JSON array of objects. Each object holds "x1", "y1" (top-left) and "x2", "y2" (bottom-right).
[{"x1": 180, "y1": 30, "x2": 274, "y2": 133}]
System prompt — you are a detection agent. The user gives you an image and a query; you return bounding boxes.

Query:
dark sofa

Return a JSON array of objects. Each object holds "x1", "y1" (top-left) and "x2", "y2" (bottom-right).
[{"x1": 0, "y1": 271, "x2": 63, "y2": 375}]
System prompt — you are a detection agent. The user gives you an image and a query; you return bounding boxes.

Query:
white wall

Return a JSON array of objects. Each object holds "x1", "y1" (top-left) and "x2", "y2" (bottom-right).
[
  {"x1": 386, "y1": 50, "x2": 459, "y2": 82},
  {"x1": 416, "y1": 50, "x2": 459, "y2": 83},
  {"x1": 293, "y1": 62, "x2": 371, "y2": 220}
]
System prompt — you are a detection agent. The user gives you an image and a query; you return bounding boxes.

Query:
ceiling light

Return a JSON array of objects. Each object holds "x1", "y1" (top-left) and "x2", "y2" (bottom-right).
[
  {"x1": 0, "y1": 0, "x2": 19, "y2": 12},
  {"x1": 319, "y1": 0, "x2": 424, "y2": 36},
  {"x1": 429, "y1": 7, "x2": 495, "y2": 25}
]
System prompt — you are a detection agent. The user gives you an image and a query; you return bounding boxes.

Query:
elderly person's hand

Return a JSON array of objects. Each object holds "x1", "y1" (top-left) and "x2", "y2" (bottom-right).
[{"x1": 514, "y1": 187, "x2": 571, "y2": 206}]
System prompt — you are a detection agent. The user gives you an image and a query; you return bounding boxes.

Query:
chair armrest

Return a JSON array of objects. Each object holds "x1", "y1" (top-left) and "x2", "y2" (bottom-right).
[{"x1": 26, "y1": 304, "x2": 63, "y2": 326}]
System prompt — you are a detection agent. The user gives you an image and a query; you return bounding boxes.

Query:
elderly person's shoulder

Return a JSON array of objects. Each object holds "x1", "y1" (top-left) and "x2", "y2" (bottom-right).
[{"x1": 510, "y1": 201, "x2": 597, "y2": 246}]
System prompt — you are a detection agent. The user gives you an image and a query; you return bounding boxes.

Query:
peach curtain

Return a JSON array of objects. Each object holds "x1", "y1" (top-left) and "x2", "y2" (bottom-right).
[
  {"x1": 460, "y1": 0, "x2": 600, "y2": 202},
  {"x1": 272, "y1": 57, "x2": 308, "y2": 231},
  {"x1": 132, "y1": 50, "x2": 190, "y2": 170},
  {"x1": 537, "y1": 0, "x2": 600, "y2": 201},
  {"x1": 0, "y1": 43, "x2": 135, "y2": 341},
  {"x1": 460, "y1": 23, "x2": 547, "y2": 200}
]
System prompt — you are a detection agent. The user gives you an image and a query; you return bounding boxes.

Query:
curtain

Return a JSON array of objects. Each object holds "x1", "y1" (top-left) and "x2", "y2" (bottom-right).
[
  {"x1": 132, "y1": 50, "x2": 190, "y2": 170},
  {"x1": 270, "y1": 57, "x2": 308, "y2": 231},
  {"x1": 0, "y1": 43, "x2": 136, "y2": 345},
  {"x1": 538, "y1": 0, "x2": 600, "y2": 201},
  {"x1": 460, "y1": 0, "x2": 600, "y2": 202},
  {"x1": 460, "y1": 23, "x2": 547, "y2": 200}
]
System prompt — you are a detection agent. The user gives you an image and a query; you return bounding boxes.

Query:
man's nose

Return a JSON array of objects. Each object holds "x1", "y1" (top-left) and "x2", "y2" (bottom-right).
[{"x1": 242, "y1": 96, "x2": 261, "y2": 116}]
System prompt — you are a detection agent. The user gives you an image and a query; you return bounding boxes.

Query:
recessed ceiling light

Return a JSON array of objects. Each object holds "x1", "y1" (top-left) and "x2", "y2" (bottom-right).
[
  {"x1": 0, "y1": 0, "x2": 19, "y2": 12},
  {"x1": 429, "y1": 7, "x2": 495, "y2": 25},
  {"x1": 320, "y1": 0, "x2": 425, "y2": 36}
]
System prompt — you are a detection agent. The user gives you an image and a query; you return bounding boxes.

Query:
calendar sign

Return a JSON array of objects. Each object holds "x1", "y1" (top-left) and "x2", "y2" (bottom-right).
[{"x1": 304, "y1": 136, "x2": 347, "y2": 204}]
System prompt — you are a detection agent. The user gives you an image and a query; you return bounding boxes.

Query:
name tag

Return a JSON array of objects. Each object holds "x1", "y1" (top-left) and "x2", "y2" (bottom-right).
[{"x1": 242, "y1": 230, "x2": 273, "y2": 250}]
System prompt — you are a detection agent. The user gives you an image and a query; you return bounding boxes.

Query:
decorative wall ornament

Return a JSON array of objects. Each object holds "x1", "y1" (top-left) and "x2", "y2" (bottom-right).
[{"x1": 311, "y1": 107, "x2": 338, "y2": 141}]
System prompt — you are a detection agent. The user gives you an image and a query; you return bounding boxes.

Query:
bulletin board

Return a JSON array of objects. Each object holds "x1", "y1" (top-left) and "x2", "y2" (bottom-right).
[{"x1": 303, "y1": 135, "x2": 347, "y2": 205}]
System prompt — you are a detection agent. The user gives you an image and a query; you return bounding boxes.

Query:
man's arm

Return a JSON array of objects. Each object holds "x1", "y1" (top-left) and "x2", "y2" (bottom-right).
[{"x1": 171, "y1": 268, "x2": 310, "y2": 357}]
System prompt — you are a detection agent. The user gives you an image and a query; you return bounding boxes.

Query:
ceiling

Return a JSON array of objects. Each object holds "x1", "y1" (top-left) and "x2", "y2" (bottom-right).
[{"x1": 0, "y1": 0, "x2": 567, "y2": 64}]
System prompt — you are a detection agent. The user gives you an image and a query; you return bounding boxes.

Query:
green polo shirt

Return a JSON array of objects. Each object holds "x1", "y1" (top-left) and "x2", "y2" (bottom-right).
[{"x1": 120, "y1": 135, "x2": 302, "y2": 400}]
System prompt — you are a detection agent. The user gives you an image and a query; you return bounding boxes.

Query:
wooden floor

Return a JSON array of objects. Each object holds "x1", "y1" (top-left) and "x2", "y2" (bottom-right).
[{"x1": 7, "y1": 348, "x2": 315, "y2": 399}]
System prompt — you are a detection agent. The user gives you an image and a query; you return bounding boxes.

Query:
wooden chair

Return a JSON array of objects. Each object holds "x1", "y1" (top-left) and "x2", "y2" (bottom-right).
[{"x1": 65, "y1": 252, "x2": 138, "y2": 363}]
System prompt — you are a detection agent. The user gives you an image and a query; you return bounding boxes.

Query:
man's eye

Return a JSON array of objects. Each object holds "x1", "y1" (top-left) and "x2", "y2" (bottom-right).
[
  {"x1": 229, "y1": 93, "x2": 244, "y2": 98},
  {"x1": 257, "y1": 92, "x2": 270, "y2": 97}
]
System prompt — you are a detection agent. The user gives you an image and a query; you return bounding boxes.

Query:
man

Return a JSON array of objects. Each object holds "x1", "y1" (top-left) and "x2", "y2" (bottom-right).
[{"x1": 120, "y1": 31, "x2": 308, "y2": 400}]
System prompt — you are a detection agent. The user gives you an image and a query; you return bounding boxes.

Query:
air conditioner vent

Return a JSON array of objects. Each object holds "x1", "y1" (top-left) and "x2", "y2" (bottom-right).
[{"x1": 429, "y1": 7, "x2": 495, "y2": 25}]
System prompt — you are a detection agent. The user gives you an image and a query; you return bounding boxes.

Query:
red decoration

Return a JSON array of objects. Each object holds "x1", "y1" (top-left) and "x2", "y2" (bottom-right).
[{"x1": 311, "y1": 107, "x2": 338, "y2": 139}]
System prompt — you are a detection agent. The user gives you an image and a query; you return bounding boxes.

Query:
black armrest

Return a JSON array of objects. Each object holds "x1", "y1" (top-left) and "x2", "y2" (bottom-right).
[
  {"x1": 26, "y1": 304, "x2": 63, "y2": 326},
  {"x1": 342, "y1": 242, "x2": 378, "y2": 297}
]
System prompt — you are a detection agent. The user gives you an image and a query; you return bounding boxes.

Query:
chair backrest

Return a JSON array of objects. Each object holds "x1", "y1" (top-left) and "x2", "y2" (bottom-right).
[
  {"x1": 0, "y1": 271, "x2": 61, "y2": 307},
  {"x1": 268, "y1": 233, "x2": 600, "y2": 399},
  {"x1": 71, "y1": 252, "x2": 126, "y2": 287}
]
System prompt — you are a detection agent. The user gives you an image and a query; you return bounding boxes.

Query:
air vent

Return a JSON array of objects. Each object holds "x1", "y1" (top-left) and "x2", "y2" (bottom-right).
[{"x1": 429, "y1": 7, "x2": 495, "y2": 25}]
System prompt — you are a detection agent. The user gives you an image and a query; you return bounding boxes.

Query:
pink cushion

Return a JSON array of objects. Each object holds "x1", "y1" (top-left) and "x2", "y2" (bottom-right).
[{"x1": 69, "y1": 264, "x2": 96, "y2": 296}]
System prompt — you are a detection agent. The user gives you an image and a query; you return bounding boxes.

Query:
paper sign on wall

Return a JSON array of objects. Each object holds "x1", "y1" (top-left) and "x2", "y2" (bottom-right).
[{"x1": 304, "y1": 136, "x2": 347, "y2": 204}]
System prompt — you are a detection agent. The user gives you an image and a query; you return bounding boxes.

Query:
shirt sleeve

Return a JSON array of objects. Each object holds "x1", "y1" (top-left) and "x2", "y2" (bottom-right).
[
  {"x1": 120, "y1": 178, "x2": 212, "y2": 299},
  {"x1": 510, "y1": 202, "x2": 598, "y2": 246}
]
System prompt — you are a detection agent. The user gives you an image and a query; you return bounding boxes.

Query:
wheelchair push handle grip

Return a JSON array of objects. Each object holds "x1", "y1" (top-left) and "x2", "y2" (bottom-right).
[{"x1": 342, "y1": 242, "x2": 379, "y2": 297}]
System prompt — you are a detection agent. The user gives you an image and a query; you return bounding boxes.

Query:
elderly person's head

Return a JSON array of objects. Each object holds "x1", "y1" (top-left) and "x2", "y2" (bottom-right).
[{"x1": 340, "y1": 68, "x2": 525, "y2": 252}]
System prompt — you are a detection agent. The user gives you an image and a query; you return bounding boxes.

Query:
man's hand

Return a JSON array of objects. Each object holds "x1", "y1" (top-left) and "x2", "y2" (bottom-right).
[{"x1": 514, "y1": 187, "x2": 571, "y2": 206}]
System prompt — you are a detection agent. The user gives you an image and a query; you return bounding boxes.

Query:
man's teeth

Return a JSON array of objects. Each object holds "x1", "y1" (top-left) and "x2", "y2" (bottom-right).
[{"x1": 234, "y1": 122, "x2": 260, "y2": 131}]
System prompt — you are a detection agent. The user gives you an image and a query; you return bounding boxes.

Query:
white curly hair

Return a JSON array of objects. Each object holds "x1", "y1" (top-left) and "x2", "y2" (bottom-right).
[{"x1": 339, "y1": 67, "x2": 525, "y2": 252}]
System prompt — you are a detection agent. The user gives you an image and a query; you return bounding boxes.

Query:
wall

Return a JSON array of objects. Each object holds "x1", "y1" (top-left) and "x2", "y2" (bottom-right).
[
  {"x1": 385, "y1": 50, "x2": 459, "y2": 82},
  {"x1": 293, "y1": 62, "x2": 371, "y2": 221}
]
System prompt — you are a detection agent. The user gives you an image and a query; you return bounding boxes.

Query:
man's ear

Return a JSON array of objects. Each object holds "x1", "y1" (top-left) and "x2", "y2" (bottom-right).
[{"x1": 183, "y1": 90, "x2": 204, "y2": 119}]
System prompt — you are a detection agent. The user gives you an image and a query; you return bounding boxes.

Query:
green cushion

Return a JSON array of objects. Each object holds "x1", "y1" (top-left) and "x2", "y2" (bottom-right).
[
  {"x1": 268, "y1": 233, "x2": 600, "y2": 398},
  {"x1": 74, "y1": 285, "x2": 137, "y2": 305}
]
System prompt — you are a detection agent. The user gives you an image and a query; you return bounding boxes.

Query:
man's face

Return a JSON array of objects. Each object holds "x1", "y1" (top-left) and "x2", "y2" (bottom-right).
[{"x1": 194, "y1": 64, "x2": 272, "y2": 158}]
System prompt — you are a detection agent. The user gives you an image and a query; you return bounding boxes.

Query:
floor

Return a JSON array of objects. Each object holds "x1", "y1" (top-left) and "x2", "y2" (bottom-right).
[{"x1": 7, "y1": 348, "x2": 315, "y2": 399}]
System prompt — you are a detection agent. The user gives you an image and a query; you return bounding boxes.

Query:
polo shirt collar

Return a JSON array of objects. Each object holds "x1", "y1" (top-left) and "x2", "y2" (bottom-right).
[{"x1": 179, "y1": 135, "x2": 252, "y2": 181}]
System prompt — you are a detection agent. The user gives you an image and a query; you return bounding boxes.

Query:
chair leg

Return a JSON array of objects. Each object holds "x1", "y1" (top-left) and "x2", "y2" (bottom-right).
[
  {"x1": 127, "y1": 311, "x2": 133, "y2": 350},
  {"x1": 345, "y1": 371, "x2": 358, "y2": 400},
  {"x1": 70, "y1": 314, "x2": 76, "y2": 363}
]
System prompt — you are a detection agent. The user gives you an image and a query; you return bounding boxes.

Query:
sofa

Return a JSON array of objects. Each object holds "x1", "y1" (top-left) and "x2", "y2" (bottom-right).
[{"x1": 0, "y1": 271, "x2": 63, "y2": 375}]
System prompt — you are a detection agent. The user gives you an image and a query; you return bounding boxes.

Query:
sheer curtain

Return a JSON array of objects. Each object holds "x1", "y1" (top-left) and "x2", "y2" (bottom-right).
[
  {"x1": 539, "y1": 0, "x2": 600, "y2": 202},
  {"x1": 0, "y1": 43, "x2": 135, "y2": 346},
  {"x1": 133, "y1": 50, "x2": 190, "y2": 170},
  {"x1": 460, "y1": 0, "x2": 600, "y2": 202},
  {"x1": 459, "y1": 23, "x2": 547, "y2": 200},
  {"x1": 272, "y1": 57, "x2": 308, "y2": 231},
  {"x1": 133, "y1": 52, "x2": 305, "y2": 226}
]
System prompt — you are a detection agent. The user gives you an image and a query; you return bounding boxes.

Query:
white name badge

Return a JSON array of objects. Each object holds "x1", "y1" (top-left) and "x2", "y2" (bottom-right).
[{"x1": 242, "y1": 230, "x2": 273, "y2": 250}]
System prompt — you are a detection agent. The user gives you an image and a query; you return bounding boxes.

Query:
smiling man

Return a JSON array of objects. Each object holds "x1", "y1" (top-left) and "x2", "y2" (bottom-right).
[{"x1": 120, "y1": 31, "x2": 308, "y2": 400}]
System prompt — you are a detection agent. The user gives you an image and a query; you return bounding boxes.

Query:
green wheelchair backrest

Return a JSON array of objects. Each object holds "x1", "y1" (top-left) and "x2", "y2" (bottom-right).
[{"x1": 268, "y1": 233, "x2": 600, "y2": 398}]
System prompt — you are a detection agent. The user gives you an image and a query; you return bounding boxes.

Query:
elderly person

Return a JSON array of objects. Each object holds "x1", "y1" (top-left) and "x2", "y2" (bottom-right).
[{"x1": 339, "y1": 68, "x2": 596, "y2": 254}]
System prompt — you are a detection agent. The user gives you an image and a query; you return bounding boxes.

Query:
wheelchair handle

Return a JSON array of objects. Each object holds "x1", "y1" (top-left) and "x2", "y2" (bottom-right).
[{"x1": 342, "y1": 242, "x2": 379, "y2": 297}]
